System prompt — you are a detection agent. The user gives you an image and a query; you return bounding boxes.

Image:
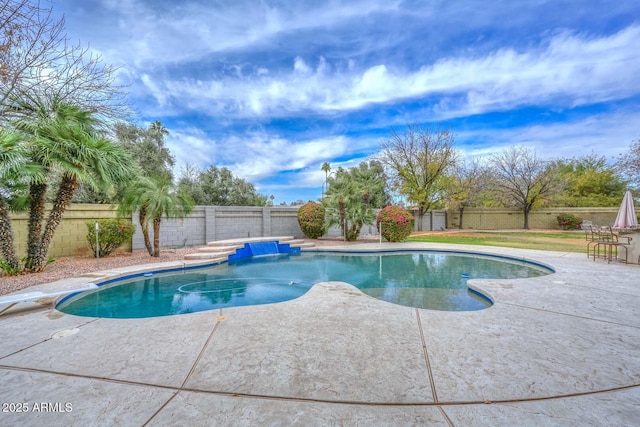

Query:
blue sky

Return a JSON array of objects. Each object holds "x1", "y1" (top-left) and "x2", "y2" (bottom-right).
[{"x1": 58, "y1": 0, "x2": 640, "y2": 203}]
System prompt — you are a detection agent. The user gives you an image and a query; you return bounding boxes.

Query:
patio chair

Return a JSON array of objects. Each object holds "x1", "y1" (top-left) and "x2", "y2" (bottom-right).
[
  {"x1": 590, "y1": 227, "x2": 632, "y2": 264},
  {"x1": 586, "y1": 226, "x2": 614, "y2": 260},
  {"x1": 585, "y1": 226, "x2": 602, "y2": 258}
]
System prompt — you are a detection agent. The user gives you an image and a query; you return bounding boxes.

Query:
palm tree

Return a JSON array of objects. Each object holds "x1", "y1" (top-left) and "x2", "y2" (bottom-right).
[
  {"x1": 321, "y1": 162, "x2": 331, "y2": 198},
  {"x1": 118, "y1": 175, "x2": 194, "y2": 257},
  {"x1": 324, "y1": 167, "x2": 376, "y2": 241},
  {"x1": 10, "y1": 95, "x2": 137, "y2": 271},
  {"x1": 10, "y1": 94, "x2": 68, "y2": 267},
  {"x1": 30, "y1": 124, "x2": 137, "y2": 270},
  {"x1": 148, "y1": 120, "x2": 168, "y2": 142},
  {"x1": 0, "y1": 129, "x2": 44, "y2": 271}
]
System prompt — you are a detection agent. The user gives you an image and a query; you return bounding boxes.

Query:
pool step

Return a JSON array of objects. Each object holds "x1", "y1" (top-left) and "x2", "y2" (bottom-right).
[
  {"x1": 184, "y1": 252, "x2": 230, "y2": 261},
  {"x1": 205, "y1": 236, "x2": 295, "y2": 247},
  {"x1": 197, "y1": 245, "x2": 243, "y2": 253},
  {"x1": 287, "y1": 240, "x2": 316, "y2": 249},
  {"x1": 185, "y1": 236, "x2": 316, "y2": 261}
]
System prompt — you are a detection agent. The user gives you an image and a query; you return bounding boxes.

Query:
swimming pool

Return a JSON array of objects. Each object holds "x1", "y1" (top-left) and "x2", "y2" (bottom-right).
[{"x1": 57, "y1": 251, "x2": 552, "y2": 318}]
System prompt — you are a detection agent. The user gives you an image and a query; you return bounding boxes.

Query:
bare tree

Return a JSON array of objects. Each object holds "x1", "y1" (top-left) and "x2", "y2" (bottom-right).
[
  {"x1": 0, "y1": 0, "x2": 128, "y2": 124},
  {"x1": 1, "y1": 0, "x2": 65, "y2": 107},
  {"x1": 490, "y1": 146, "x2": 559, "y2": 229},
  {"x1": 617, "y1": 139, "x2": 640, "y2": 190},
  {"x1": 445, "y1": 158, "x2": 492, "y2": 229},
  {"x1": 378, "y1": 124, "x2": 458, "y2": 230}
]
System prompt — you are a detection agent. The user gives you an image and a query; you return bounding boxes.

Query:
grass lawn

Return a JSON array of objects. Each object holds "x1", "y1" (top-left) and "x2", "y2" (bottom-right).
[{"x1": 407, "y1": 230, "x2": 587, "y2": 253}]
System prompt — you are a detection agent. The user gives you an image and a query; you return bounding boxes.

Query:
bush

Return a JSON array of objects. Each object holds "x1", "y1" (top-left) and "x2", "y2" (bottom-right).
[
  {"x1": 377, "y1": 206, "x2": 414, "y2": 242},
  {"x1": 297, "y1": 202, "x2": 326, "y2": 239},
  {"x1": 556, "y1": 213, "x2": 582, "y2": 230},
  {"x1": 86, "y1": 219, "x2": 136, "y2": 257}
]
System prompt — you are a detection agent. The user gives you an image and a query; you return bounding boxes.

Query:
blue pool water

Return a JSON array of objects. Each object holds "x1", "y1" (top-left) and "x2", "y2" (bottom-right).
[{"x1": 57, "y1": 251, "x2": 552, "y2": 318}]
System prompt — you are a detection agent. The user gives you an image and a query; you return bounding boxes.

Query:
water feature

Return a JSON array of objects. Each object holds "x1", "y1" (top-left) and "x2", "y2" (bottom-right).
[{"x1": 248, "y1": 241, "x2": 280, "y2": 256}]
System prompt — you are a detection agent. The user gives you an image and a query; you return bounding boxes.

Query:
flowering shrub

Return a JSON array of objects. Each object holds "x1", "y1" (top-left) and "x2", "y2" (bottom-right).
[
  {"x1": 86, "y1": 219, "x2": 136, "y2": 257},
  {"x1": 556, "y1": 213, "x2": 582, "y2": 230},
  {"x1": 377, "y1": 206, "x2": 414, "y2": 242},
  {"x1": 297, "y1": 202, "x2": 325, "y2": 239}
]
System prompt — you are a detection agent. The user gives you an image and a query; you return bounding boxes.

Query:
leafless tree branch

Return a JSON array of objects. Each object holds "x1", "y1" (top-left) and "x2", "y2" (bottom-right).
[{"x1": 0, "y1": 0, "x2": 129, "y2": 125}]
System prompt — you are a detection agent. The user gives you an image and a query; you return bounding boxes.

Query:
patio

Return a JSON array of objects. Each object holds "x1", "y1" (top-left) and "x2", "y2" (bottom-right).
[{"x1": 1, "y1": 242, "x2": 639, "y2": 426}]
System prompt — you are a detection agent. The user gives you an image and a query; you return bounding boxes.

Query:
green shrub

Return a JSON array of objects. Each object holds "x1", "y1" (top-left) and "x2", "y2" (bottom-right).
[
  {"x1": 377, "y1": 206, "x2": 414, "y2": 242},
  {"x1": 86, "y1": 219, "x2": 136, "y2": 257},
  {"x1": 297, "y1": 202, "x2": 326, "y2": 239},
  {"x1": 0, "y1": 256, "x2": 54, "y2": 276},
  {"x1": 556, "y1": 213, "x2": 582, "y2": 230}
]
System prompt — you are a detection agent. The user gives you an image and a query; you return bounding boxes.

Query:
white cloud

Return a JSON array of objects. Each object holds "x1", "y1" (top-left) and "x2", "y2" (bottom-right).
[
  {"x1": 165, "y1": 128, "x2": 355, "y2": 183},
  {"x1": 61, "y1": 1, "x2": 640, "y2": 203},
  {"x1": 456, "y1": 110, "x2": 640, "y2": 161},
  {"x1": 140, "y1": 74, "x2": 168, "y2": 107},
  {"x1": 140, "y1": 24, "x2": 640, "y2": 120},
  {"x1": 165, "y1": 128, "x2": 217, "y2": 174},
  {"x1": 227, "y1": 134, "x2": 351, "y2": 180},
  {"x1": 293, "y1": 57, "x2": 312, "y2": 74},
  {"x1": 86, "y1": 0, "x2": 401, "y2": 68}
]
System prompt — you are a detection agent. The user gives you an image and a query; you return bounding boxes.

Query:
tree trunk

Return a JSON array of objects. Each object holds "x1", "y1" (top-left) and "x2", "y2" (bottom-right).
[
  {"x1": 338, "y1": 197, "x2": 346, "y2": 241},
  {"x1": 0, "y1": 198, "x2": 19, "y2": 271},
  {"x1": 523, "y1": 207, "x2": 530, "y2": 230},
  {"x1": 139, "y1": 205, "x2": 153, "y2": 256},
  {"x1": 347, "y1": 223, "x2": 357, "y2": 241},
  {"x1": 458, "y1": 206, "x2": 464, "y2": 229},
  {"x1": 417, "y1": 206, "x2": 425, "y2": 231},
  {"x1": 152, "y1": 214, "x2": 161, "y2": 257},
  {"x1": 30, "y1": 174, "x2": 78, "y2": 272},
  {"x1": 26, "y1": 182, "x2": 47, "y2": 269}
]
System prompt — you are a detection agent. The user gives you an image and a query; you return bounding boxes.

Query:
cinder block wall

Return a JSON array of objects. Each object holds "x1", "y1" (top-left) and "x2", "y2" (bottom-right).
[
  {"x1": 8, "y1": 204, "x2": 130, "y2": 258},
  {"x1": 323, "y1": 209, "x2": 446, "y2": 237},
  {"x1": 447, "y1": 207, "x2": 619, "y2": 229},
  {"x1": 130, "y1": 206, "x2": 447, "y2": 248},
  {"x1": 413, "y1": 210, "x2": 447, "y2": 231},
  {"x1": 131, "y1": 206, "x2": 305, "y2": 250},
  {"x1": 8, "y1": 204, "x2": 619, "y2": 258}
]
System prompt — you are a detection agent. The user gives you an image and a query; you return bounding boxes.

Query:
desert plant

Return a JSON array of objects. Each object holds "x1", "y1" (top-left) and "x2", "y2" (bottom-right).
[
  {"x1": 117, "y1": 175, "x2": 194, "y2": 257},
  {"x1": 377, "y1": 206, "x2": 414, "y2": 242},
  {"x1": 1, "y1": 256, "x2": 54, "y2": 276},
  {"x1": 556, "y1": 213, "x2": 582, "y2": 230},
  {"x1": 324, "y1": 164, "x2": 383, "y2": 241},
  {"x1": 0, "y1": 259, "x2": 23, "y2": 276},
  {"x1": 86, "y1": 219, "x2": 135, "y2": 257},
  {"x1": 297, "y1": 202, "x2": 325, "y2": 239}
]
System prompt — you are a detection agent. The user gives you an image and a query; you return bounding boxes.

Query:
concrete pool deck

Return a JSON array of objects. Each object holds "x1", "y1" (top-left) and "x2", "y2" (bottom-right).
[{"x1": 1, "y1": 241, "x2": 639, "y2": 426}]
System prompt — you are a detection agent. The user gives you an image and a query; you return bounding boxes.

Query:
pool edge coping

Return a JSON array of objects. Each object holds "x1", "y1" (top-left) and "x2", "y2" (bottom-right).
[{"x1": 53, "y1": 244, "x2": 556, "y2": 317}]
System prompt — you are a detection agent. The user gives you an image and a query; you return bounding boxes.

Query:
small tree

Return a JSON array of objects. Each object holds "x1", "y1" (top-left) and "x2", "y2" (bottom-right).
[
  {"x1": 617, "y1": 139, "x2": 640, "y2": 190},
  {"x1": 377, "y1": 206, "x2": 414, "y2": 242},
  {"x1": 324, "y1": 164, "x2": 381, "y2": 241},
  {"x1": 445, "y1": 159, "x2": 491, "y2": 229},
  {"x1": 490, "y1": 146, "x2": 559, "y2": 229},
  {"x1": 118, "y1": 175, "x2": 194, "y2": 257},
  {"x1": 379, "y1": 125, "x2": 458, "y2": 230}
]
